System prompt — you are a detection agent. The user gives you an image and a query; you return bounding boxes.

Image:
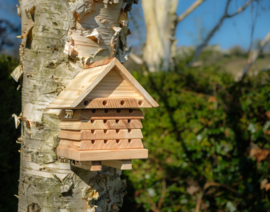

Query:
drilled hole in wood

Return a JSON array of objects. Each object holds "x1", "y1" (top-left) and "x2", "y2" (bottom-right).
[
  {"x1": 104, "y1": 130, "x2": 108, "y2": 134},
  {"x1": 105, "y1": 109, "x2": 108, "y2": 113},
  {"x1": 128, "y1": 139, "x2": 132, "y2": 143},
  {"x1": 103, "y1": 100, "x2": 108, "y2": 106},
  {"x1": 91, "y1": 130, "x2": 95, "y2": 134},
  {"x1": 116, "y1": 129, "x2": 120, "y2": 134},
  {"x1": 116, "y1": 140, "x2": 120, "y2": 143},
  {"x1": 129, "y1": 109, "x2": 133, "y2": 113},
  {"x1": 120, "y1": 100, "x2": 125, "y2": 105},
  {"x1": 91, "y1": 120, "x2": 95, "y2": 124},
  {"x1": 91, "y1": 140, "x2": 95, "y2": 144},
  {"x1": 84, "y1": 101, "x2": 89, "y2": 106},
  {"x1": 128, "y1": 119, "x2": 131, "y2": 123},
  {"x1": 116, "y1": 119, "x2": 119, "y2": 123},
  {"x1": 103, "y1": 120, "x2": 107, "y2": 124},
  {"x1": 117, "y1": 109, "x2": 121, "y2": 113},
  {"x1": 104, "y1": 140, "x2": 107, "y2": 144},
  {"x1": 92, "y1": 109, "x2": 96, "y2": 113},
  {"x1": 128, "y1": 129, "x2": 132, "y2": 133},
  {"x1": 138, "y1": 100, "x2": 143, "y2": 105}
]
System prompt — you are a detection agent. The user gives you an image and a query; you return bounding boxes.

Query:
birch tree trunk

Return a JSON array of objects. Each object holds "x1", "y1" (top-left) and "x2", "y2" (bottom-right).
[
  {"x1": 16, "y1": 0, "x2": 135, "y2": 211},
  {"x1": 142, "y1": 0, "x2": 178, "y2": 72}
]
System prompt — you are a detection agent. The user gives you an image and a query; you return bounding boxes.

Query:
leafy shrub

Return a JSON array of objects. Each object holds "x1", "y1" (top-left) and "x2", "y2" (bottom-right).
[
  {"x1": 0, "y1": 55, "x2": 20, "y2": 212},
  {"x1": 122, "y1": 55, "x2": 270, "y2": 212}
]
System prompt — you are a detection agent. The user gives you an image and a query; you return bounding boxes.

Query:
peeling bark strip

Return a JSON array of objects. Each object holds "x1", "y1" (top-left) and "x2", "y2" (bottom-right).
[{"x1": 17, "y1": 0, "x2": 136, "y2": 211}]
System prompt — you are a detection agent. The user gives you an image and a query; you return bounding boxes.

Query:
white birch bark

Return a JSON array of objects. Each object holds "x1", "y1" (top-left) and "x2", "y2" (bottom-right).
[
  {"x1": 142, "y1": 0, "x2": 178, "y2": 72},
  {"x1": 15, "y1": 0, "x2": 136, "y2": 211},
  {"x1": 141, "y1": 0, "x2": 205, "y2": 72}
]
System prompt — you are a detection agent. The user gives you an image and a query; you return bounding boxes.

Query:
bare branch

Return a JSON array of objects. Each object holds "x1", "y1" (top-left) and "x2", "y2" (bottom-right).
[
  {"x1": 191, "y1": 0, "x2": 255, "y2": 64},
  {"x1": 241, "y1": 31, "x2": 270, "y2": 80},
  {"x1": 227, "y1": 0, "x2": 254, "y2": 17},
  {"x1": 177, "y1": 0, "x2": 207, "y2": 23}
]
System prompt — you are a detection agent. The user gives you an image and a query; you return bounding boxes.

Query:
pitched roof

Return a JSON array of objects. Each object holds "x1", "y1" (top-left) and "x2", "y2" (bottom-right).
[{"x1": 47, "y1": 58, "x2": 159, "y2": 109}]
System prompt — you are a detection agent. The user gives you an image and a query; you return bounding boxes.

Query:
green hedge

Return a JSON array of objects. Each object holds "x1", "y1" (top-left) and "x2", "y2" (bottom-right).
[
  {"x1": 0, "y1": 55, "x2": 21, "y2": 212},
  {"x1": 122, "y1": 56, "x2": 270, "y2": 212}
]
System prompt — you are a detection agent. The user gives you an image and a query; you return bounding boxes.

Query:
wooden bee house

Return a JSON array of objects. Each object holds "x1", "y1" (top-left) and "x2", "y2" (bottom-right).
[{"x1": 47, "y1": 58, "x2": 158, "y2": 171}]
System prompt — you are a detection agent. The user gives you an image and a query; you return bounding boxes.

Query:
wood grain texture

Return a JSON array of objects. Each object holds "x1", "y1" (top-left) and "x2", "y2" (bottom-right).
[
  {"x1": 59, "y1": 139, "x2": 144, "y2": 150},
  {"x1": 70, "y1": 161, "x2": 102, "y2": 171},
  {"x1": 59, "y1": 119, "x2": 143, "y2": 130},
  {"x1": 79, "y1": 98, "x2": 152, "y2": 108},
  {"x1": 59, "y1": 109, "x2": 144, "y2": 121},
  {"x1": 83, "y1": 58, "x2": 114, "y2": 69},
  {"x1": 47, "y1": 58, "x2": 159, "y2": 109},
  {"x1": 58, "y1": 129, "x2": 143, "y2": 140},
  {"x1": 102, "y1": 160, "x2": 132, "y2": 170},
  {"x1": 57, "y1": 147, "x2": 148, "y2": 161}
]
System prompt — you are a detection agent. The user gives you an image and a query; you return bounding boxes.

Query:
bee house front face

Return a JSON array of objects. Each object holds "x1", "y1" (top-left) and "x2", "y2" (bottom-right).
[{"x1": 47, "y1": 58, "x2": 158, "y2": 171}]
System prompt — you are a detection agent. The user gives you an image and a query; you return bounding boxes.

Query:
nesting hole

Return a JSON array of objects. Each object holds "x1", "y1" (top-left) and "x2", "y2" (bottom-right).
[
  {"x1": 129, "y1": 109, "x2": 133, "y2": 113},
  {"x1": 91, "y1": 140, "x2": 95, "y2": 144},
  {"x1": 103, "y1": 120, "x2": 107, "y2": 124},
  {"x1": 104, "y1": 140, "x2": 107, "y2": 144},
  {"x1": 105, "y1": 109, "x2": 108, "y2": 113},
  {"x1": 91, "y1": 130, "x2": 95, "y2": 134},
  {"x1": 91, "y1": 120, "x2": 95, "y2": 124},
  {"x1": 128, "y1": 129, "x2": 132, "y2": 133},
  {"x1": 120, "y1": 100, "x2": 125, "y2": 105},
  {"x1": 128, "y1": 139, "x2": 132, "y2": 143},
  {"x1": 116, "y1": 119, "x2": 119, "y2": 123},
  {"x1": 103, "y1": 100, "x2": 108, "y2": 106},
  {"x1": 138, "y1": 100, "x2": 143, "y2": 106},
  {"x1": 128, "y1": 119, "x2": 131, "y2": 123},
  {"x1": 116, "y1": 129, "x2": 120, "y2": 134},
  {"x1": 117, "y1": 109, "x2": 121, "y2": 113},
  {"x1": 92, "y1": 109, "x2": 96, "y2": 113},
  {"x1": 104, "y1": 130, "x2": 108, "y2": 134},
  {"x1": 116, "y1": 140, "x2": 120, "y2": 143},
  {"x1": 84, "y1": 101, "x2": 89, "y2": 106}
]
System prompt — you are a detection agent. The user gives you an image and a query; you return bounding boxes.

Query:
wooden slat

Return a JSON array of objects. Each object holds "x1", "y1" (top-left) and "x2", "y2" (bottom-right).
[
  {"x1": 59, "y1": 139, "x2": 144, "y2": 150},
  {"x1": 78, "y1": 98, "x2": 152, "y2": 109},
  {"x1": 59, "y1": 119, "x2": 143, "y2": 130},
  {"x1": 58, "y1": 129, "x2": 143, "y2": 140},
  {"x1": 71, "y1": 161, "x2": 102, "y2": 171},
  {"x1": 57, "y1": 147, "x2": 148, "y2": 161},
  {"x1": 59, "y1": 109, "x2": 144, "y2": 121},
  {"x1": 102, "y1": 160, "x2": 132, "y2": 170},
  {"x1": 91, "y1": 161, "x2": 102, "y2": 171}
]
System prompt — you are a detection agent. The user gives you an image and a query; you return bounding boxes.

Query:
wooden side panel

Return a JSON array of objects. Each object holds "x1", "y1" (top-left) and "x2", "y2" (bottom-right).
[
  {"x1": 57, "y1": 147, "x2": 148, "y2": 161},
  {"x1": 102, "y1": 160, "x2": 132, "y2": 170},
  {"x1": 59, "y1": 109, "x2": 144, "y2": 121},
  {"x1": 78, "y1": 98, "x2": 152, "y2": 109},
  {"x1": 59, "y1": 119, "x2": 143, "y2": 130},
  {"x1": 59, "y1": 129, "x2": 143, "y2": 140},
  {"x1": 86, "y1": 69, "x2": 143, "y2": 99}
]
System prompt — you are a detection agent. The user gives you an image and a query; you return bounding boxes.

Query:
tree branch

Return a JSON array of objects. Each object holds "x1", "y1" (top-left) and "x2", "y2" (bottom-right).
[
  {"x1": 241, "y1": 31, "x2": 270, "y2": 80},
  {"x1": 177, "y1": 0, "x2": 207, "y2": 23},
  {"x1": 227, "y1": 0, "x2": 254, "y2": 17},
  {"x1": 191, "y1": 0, "x2": 255, "y2": 64}
]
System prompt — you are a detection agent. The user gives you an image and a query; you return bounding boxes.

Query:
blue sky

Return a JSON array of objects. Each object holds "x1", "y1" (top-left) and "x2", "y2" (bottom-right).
[
  {"x1": 0, "y1": 0, "x2": 269, "y2": 53},
  {"x1": 176, "y1": 0, "x2": 270, "y2": 50}
]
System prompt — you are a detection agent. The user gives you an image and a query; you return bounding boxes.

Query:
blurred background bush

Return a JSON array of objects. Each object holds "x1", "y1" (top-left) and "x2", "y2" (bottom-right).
[{"x1": 1, "y1": 0, "x2": 270, "y2": 211}]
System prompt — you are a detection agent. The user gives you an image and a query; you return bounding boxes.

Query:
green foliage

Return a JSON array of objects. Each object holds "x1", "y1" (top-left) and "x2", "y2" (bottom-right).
[
  {"x1": 0, "y1": 55, "x2": 20, "y2": 212},
  {"x1": 122, "y1": 55, "x2": 270, "y2": 212}
]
